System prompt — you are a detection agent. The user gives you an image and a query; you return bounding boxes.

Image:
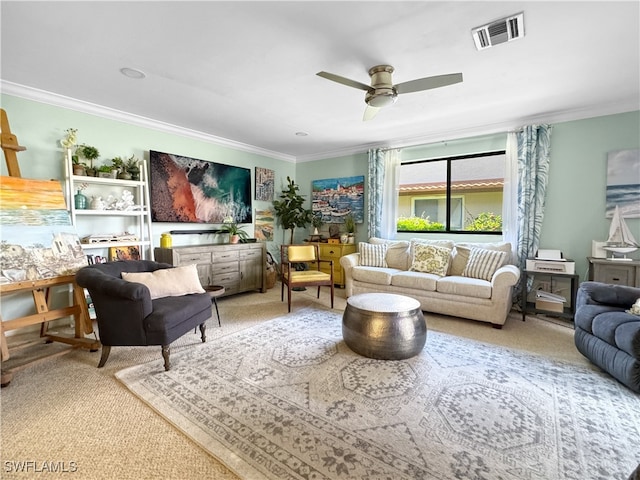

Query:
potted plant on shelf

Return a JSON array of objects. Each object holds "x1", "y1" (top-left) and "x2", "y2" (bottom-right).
[
  {"x1": 344, "y1": 213, "x2": 356, "y2": 244},
  {"x1": 311, "y1": 214, "x2": 324, "y2": 236},
  {"x1": 273, "y1": 176, "x2": 313, "y2": 244},
  {"x1": 125, "y1": 155, "x2": 141, "y2": 180},
  {"x1": 111, "y1": 156, "x2": 130, "y2": 179},
  {"x1": 76, "y1": 144, "x2": 100, "y2": 176},
  {"x1": 221, "y1": 222, "x2": 249, "y2": 244},
  {"x1": 71, "y1": 155, "x2": 86, "y2": 176},
  {"x1": 96, "y1": 164, "x2": 116, "y2": 179}
]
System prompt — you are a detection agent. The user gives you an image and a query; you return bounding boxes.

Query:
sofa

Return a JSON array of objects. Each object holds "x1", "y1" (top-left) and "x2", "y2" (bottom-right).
[
  {"x1": 574, "y1": 281, "x2": 640, "y2": 392},
  {"x1": 340, "y1": 238, "x2": 520, "y2": 328}
]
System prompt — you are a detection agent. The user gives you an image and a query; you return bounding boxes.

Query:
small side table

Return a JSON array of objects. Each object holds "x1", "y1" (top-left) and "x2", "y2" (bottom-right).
[
  {"x1": 204, "y1": 285, "x2": 225, "y2": 327},
  {"x1": 521, "y1": 270, "x2": 579, "y2": 321}
]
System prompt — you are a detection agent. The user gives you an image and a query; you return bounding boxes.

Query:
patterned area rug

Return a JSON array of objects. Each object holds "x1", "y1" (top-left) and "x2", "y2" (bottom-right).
[{"x1": 116, "y1": 308, "x2": 640, "y2": 480}]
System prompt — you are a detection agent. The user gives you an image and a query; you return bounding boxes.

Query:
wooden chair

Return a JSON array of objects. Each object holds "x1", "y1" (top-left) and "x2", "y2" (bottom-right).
[{"x1": 281, "y1": 244, "x2": 334, "y2": 312}]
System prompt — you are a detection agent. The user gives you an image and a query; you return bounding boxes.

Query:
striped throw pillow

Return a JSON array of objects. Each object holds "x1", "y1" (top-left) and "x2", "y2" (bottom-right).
[
  {"x1": 359, "y1": 242, "x2": 388, "y2": 267},
  {"x1": 462, "y1": 248, "x2": 507, "y2": 281}
]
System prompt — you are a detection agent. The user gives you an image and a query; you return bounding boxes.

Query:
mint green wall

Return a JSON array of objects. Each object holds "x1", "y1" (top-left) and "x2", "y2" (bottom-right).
[
  {"x1": 0, "y1": 94, "x2": 295, "y2": 250},
  {"x1": 541, "y1": 111, "x2": 640, "y2": 279},
  {"x1": 295, "y1": 152, "x2": 368, "y2": 244},
  {"x1": 2, "y1": 91, "x2": 638, "y2": 323},
  {"x1": 298, "y1": 112, "x2": 640, "y2": 281},
  {"x1": 0, "y1": 94, "x2": 294, "y2": 322}
]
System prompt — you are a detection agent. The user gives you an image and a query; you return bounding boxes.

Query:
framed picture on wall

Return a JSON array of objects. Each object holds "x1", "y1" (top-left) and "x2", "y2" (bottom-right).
[
  {"x1": 109, "y1": 246, "x2": 141, "y2": 261},
  {"x1": 149, "y1": 150, "x2": 252, "y2": 224},
  {"x1": 606, "y1": 149, "x2": 640, "y2": 218},
  {"x1": 311, "y1": 176, "x2": 365, "y2": 224},
  {"x1": 255, "y1": 167, "x2": 275, "y2": 201}
]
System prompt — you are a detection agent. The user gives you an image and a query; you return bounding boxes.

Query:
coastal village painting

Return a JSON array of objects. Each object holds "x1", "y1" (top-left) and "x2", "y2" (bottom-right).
[
  {"x1": 0, "y1": 176, "x2": 87, "y2": 284},
  {"x1": 311, "y1": 176, "x2": 364, "y2": 224}
]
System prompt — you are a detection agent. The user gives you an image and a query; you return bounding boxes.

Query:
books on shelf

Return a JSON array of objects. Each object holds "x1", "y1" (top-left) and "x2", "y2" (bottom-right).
[
  {"x1": 535, "y1": 290, "x2": 566, "y2": 303},
  {"x1": 535, "y1": 290, "x2": 566, "y2": 313}
]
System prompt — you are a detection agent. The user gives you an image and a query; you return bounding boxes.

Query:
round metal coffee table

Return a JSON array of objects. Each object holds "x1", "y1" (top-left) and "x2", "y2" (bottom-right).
[{"x1": 342, "y1": 293, "x2": 426, "y2": 360}]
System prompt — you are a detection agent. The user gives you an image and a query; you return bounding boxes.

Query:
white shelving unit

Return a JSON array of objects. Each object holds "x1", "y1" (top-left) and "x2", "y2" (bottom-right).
[{"x1": 63, "y1": 149, "x2": 154, "y2": 261}]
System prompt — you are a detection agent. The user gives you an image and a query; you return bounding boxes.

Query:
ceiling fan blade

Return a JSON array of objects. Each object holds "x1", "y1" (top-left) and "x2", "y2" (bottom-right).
[
  {"x1": 363, "y1": 105, "x2": 380, "y2": 122},
  {"x1": 317, "y1": 71, "x2": 372, "y2": 91},
  {"x1": 395, "y1": 73, "x2": 463, "y2": 94}
]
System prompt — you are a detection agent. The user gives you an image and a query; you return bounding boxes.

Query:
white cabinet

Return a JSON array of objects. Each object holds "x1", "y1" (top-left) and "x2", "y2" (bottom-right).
[{"x1": 63, "y1": 149, "x2": 154, "y2": 260}]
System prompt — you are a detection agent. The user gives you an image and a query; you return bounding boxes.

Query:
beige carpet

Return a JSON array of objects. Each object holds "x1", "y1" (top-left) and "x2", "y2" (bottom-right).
[{"x1": 1, "y1": 285, "x2": 595, "y2": 480}]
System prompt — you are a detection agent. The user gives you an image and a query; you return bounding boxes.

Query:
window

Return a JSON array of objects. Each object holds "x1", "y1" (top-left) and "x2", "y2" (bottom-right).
[{"x1": 397, "y1": 151, "x2": 505, "y2": 234}]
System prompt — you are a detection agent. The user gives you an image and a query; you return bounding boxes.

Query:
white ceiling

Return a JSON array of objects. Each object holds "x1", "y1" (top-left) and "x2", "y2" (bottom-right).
[{"x1": 1, "y1": 1, "x2": 639, "y2": 162}]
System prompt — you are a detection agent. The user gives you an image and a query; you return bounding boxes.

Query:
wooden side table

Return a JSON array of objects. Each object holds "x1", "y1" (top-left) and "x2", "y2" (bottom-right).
[{"x1": 587, "y1": 257, "x2": 640, "y2": 287}]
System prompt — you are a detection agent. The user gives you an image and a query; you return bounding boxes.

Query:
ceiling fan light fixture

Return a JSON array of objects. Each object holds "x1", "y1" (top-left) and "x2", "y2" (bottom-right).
[{"x1": 366, "y1": 89, "x2": 397, "y2": 108}]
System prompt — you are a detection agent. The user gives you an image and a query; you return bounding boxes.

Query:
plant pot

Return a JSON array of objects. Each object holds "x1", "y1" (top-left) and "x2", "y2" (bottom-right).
[
  {"x1": 230, "y1": 234, "x2": 240, "y2": 244},
  {"x1": 128, "y1": 168, "x2": 140, "y2": 181},
  {"x1": 118, "y1": 171, "x2": 132, "y2": 180},
  {"x1": 73, "y1": 166, "x2": 86, "y2": 176},
  {"x1": 98, "y1": 171, "x2": 112, "y2": 178}
]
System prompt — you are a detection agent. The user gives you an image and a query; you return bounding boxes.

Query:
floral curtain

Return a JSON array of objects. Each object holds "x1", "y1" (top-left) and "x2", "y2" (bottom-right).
[
  {"x1": 367, "y1": 148, "x2": 400, "y2": 239},
  {"x1": 514, "y1": 124, "x2": 553, "y2": 271}
]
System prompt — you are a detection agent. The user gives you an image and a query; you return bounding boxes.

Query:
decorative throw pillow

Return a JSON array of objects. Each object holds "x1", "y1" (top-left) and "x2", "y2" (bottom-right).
[
  {"x1": 359, "y1": 242, "x2": 388, "y2": 267},
  {"x1": 122, "y1": 264, "x2": 205, "y2": 299},
  {"x1": 449, "y1": 246, "x2": 472, "y2": 276},
  {"x1": 462, "y1": 248, "x2": 507, "y2": 281},
  {"x1": 627, "y1": 298, "x2": 640, "y2": 316},
  {"x1": 409, "y1": 244, "x2": 452, "y2": 276}
]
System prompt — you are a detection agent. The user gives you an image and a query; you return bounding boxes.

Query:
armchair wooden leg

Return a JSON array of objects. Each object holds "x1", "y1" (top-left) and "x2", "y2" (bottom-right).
[
  {"x1": 281, "y1": 278, "x2": 285, "y2": 302},
  {"x1": 287, "y1": 283, "x2": 292, "y2": 312},
  {"x1": 316, "y1": 286, "x2": 321, "y2": 299},
  {"x1": 161, "y1": 345, "x2": 171, "y2": 371},
  {"x1": 199, "y1": 323, "x2": 207, "y2": 342},
  {"x1": 97, "y1": 345, "x2": 111, "y2": 368},
  {"x1": 330, "y1": 283, "x2": 334, "y2": 309}
]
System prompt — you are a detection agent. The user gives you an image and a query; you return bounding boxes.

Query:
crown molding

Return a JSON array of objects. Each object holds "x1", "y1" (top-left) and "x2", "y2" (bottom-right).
[
  {"x1": 0, "y1": 80, "x2": 296, "y2": 163},
  {"x1": 2, "y1": 80, "x2": 636, "y2": 165},
  {"x1": 295, "y1": 101, "x2": 639, "y2": 162}
]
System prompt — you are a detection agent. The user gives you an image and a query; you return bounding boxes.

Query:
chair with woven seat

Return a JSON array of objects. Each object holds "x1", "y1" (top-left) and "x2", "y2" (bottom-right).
[{"x1": 281, "y1": 244, "x2": 334, "y2": 312}]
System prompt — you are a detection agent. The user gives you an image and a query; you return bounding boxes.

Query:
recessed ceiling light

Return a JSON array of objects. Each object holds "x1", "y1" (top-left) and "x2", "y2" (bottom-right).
[
  {"x1": 120, "y1": 67, "x2": 146, "y2": 79},
  {"x1": 295, "y1": 131, "x2": 309, "y2": 137}
]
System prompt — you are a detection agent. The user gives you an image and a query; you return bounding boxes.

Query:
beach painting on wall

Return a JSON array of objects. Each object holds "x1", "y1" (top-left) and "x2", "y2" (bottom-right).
[
  {"x1": 0, "y1": 176, "x2": 87, "y2": 284},
  {"x1": 311, "y1": 176, "x2": 365, "y2": 224},
  {"x1": 607, "y1": 149, "x2": 640, "y2": 218},
  {"x1": 149, "y1": 150, "x2": 252, "y2": 224},
  {"x1": 255, "y1": 209, "x2": 274, "y2": 242}
]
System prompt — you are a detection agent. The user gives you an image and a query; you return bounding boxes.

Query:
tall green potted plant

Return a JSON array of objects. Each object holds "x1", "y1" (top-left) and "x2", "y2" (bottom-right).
[{"x1": 273, "y1": 176, "x2": 313, "y2": 244}]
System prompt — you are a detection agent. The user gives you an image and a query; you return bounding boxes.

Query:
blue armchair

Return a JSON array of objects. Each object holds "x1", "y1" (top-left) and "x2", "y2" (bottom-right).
[{"x1": 574, "y1": 281, "x2": 640, "y2": 392}]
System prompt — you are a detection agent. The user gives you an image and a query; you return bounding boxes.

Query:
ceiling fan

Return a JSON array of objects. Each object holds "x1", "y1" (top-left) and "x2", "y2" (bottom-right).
[{"x1": 316, "y1": 65, "x2": 463, "y2": 121}]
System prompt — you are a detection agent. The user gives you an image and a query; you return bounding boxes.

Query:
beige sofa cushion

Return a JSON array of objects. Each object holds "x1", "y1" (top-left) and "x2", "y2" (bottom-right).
[
  {"x1": 391, "y1": 271, "x2": 438, "y2": 291},
  {"x1": 449, "y1": 241, "x2": 512, "y2": 275},
  {"x1": 409, "y1": 244, "x2": 452, "y2": 276},
  {"x1": 436, "y1": 276, "x2": 492, "y2": 299},
  {"x1": 351, "y1": 266, "x2": 399, "y2": 285},
  {"x1": 369, "y1": 237, "x2": 411, "y2": 270}
]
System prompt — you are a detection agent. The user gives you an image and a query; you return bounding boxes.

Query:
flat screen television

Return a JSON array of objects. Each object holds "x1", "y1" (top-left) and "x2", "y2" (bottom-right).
[{"x1": 149, "y1": 150, "x2": 252, "y2": 224}]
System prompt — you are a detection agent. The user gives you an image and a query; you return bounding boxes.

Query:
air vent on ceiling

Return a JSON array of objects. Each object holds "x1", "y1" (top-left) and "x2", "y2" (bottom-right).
[{"x1": 472, "y1": 12, "x2": 524, "y2": 50}]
